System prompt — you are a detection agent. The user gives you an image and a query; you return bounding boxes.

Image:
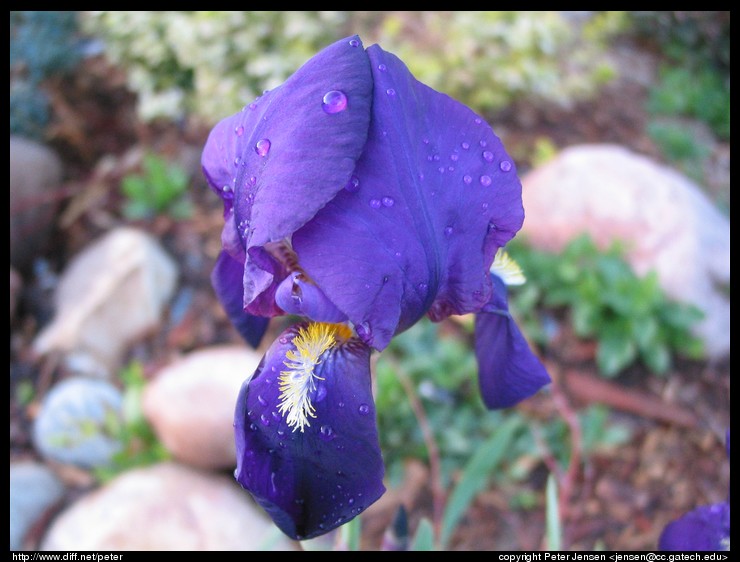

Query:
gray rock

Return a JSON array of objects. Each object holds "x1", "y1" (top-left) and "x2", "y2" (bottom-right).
[
  {"x1": 520, "y1": 144, "x2": 730, "y2": 359},
  {"x1": 33, "y1": 377, "x2": 124, "y2": 468},
  {"x1": 40, "y1": 462, "x2": 296, "y2": 551},
  {"x1": 10, "y1": 462, "x2": 65, "y2": 550},
  {"x1": 33, "y1": 227, "x2": 178, "y2": 375},
  {"x1": 10, "y1": 136, "x2": 63, "y2": 270},
  {"x1": 143, "y1": 346, "x2": 262, "y2": 470}
]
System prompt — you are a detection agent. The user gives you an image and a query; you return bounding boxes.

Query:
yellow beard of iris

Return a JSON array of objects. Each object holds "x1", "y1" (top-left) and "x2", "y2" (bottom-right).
[{"x1": 277, "y1": 322, "x2": 352, "y2": 432}]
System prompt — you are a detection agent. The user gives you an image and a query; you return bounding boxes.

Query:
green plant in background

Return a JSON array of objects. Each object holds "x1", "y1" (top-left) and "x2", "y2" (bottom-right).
[
  {"x1": 359, "y1": 11, "x2": 625, "y2": 115},
  {"x1": 83, "y1": 11, "x2": 626, "y2": 124},
  {"x1": 10, "y1": 11, "x2": 83, "y2": 139},
  {"x1": 94, "y1": 361, "x2": 170, "y2": 483},
  {"x1": 508, "y1": 235, "x2": 704, "y2": 377},
  {"x1": 120, "y1": 153, "x2": 193, "y2": 220}
]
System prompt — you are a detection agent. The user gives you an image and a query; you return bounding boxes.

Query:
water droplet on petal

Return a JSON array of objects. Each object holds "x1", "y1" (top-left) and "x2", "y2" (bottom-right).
[
  {"x1": 315, "y1": 384, "x2": 327, "y2": 402},
  {"x1": 462, "y1": 141, "x2": 470, "y2": 150},
  {"x1": 235, "y1": 125, "x2": 244, "y2": 136},
  {"x1": 450, "y1": 153, "x2": 459, "y2": 162},
  {"x1": 386, "y1": 88, "x2": 396, "y2": 96},
  {"x1": 444, "y1": 226, "x2": 454, "y2": 237},
  {"x1": 277, "y1": 429, "x2": 285, "y2": 436},
  {"x1": 349, "y1": 39, "x2": 360, "y2": 47},
  {"x1": 271, "y1": 411, "x2": 281, "y2": 421},
  {"x1": 463, "y1": 174, "x2": 473, "y2": 184},
  {"x1": 358, "y1": 403, "x2": 370, "y2": 415},
  {"x1": 423, "y1": 137, "x2": 430, "y2": 145},
  {"x1": 257, "y1": 394, "x2": 268, "y2": 406},
  {"x1": 249, "y1": 423, "x2": 258, "y2": 431},
  {"x1": 475, "y1": 117, "x2": 482, "y2": 124},
  {"x1": 482, "y1": 202, "x2": 489, "y2": 211},
  {"x1": 433, "y1": 154, "x2": 440, "y2": 161},
  {"x1": 418, "y1": 172, "x2": 425, "y2": 181},
  {"x1": 260, "y1": 414, "x2": 270, "y2": 426},
  {"x1": 382, "y1": 196, "x2": 395, "y2": 207},
  {"x1": 438, "y1": 166, "x2": 445, "y2": 174},
  {"x1": 500, "y1": 160, "x2": 512, "y2": 172},
  {"x1": 255, "y1": 139, "x2": 271, "y2": 157},
  {"x1": 418, "y1": 282, "x2": 428, "y2": 292},
  {"x1": 338, "y1": 401, "x2": 345, "y2": 408},
  {"x1": 345, "y1": 175, "x2": 360, "y2": 193},
  {"x1": 319, "y1": 425, "x2": 336, "y2": 442},
  {"x1": 248, "y1": 102, "x2": 257, "y2": 110},
  {"x1": 321, "y1": 90, "x2": 348, "y2": 114},
  {"x1": 378, "y1": 63, "x2": 387, "y2": 72},
  {"x1": 483, "y1": 150, "x2": 494, "y2": 163},
  {"x1": 480, "y1": 175, "x2": 492, "y2": 187},
  {"x1": 369, "y1": 198, "x2": 381, "y2": 209},
  {"x1": 249, "y1": 176, "x2": 257, "y2": 185},
  {"x1": 480, "y1": 139, "x2": 488, "y2": 147},
  {"x1": 348, "y1": 497, "x2": 355, "y2": 506},
  {"x1": 448, "y1": 166, "x2": 455, "y2": 172}
]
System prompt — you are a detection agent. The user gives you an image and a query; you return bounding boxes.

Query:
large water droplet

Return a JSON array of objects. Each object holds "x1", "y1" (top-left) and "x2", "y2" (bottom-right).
[
  {"x1": 483, "y1": 150, "x2": 494, "y2": 163},
  {"x1": 322, "y1": 90, "x2": 348, "y2": 114},
  {"x1": 349, "y1": 39, "x2": 360, "y2": 47},
  {"x1": 255, "y1": 139, "x2": 271, "y2": 157},
  {"x1": 461, "y1": 141, "x2": 470, "y2": 150},
  {"x1": 319, "y1": 425, "x2": 336, "y2": 442},
  {"x1": 382, "y1": 196, "x2": 395, "y2": 207},
  {"x1": 235, "y1": 125, "x2": 244, "y2": 136},
  {"x1": 463, "y1": 175, "x2": 473, "y2": 185},
  {"x1": 369, "y1": 198, "x2": 381, "y2": 209},
  {"x1": 358, "y1": 404, "x2": 370, "y2": 415},
  {"x1": 480, "y1": 175, "x2": 492, "y2": 187},
  {"x1": 499, "y1": 160, "x2": 512, "y2": 172},
  {"x1": 257, "y1": 395, "x2": 268, "y2": 406},
  {"x1": 345, "y1": 175, "x2": 360, "y2": 193},
  {"x1": 378, "y1": 63, "x2": 387, "y2": 72}
]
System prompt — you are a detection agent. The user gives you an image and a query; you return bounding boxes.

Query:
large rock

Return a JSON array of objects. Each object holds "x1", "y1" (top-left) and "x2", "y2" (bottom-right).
[
  {"x1": 40, "y1": 462, "x2": 296, "y2": 551},
  {"x1": 33, "y1": 377, "x2": 124, "y2": 468},
  {"x1": 10, "y1": 136, "x2": 63, "y2": 270},
  {"x1": 143, "y1": 346, "x2": 262, "y2": 470},
  {"x1": 10, "y1": 462, "x2": 66, "y2": 550},
  {"x1": 520, "y1": 144, "x2": 730, "y2": 359},
  {"x1": 33, "y1": 227, "x2": 178, "y2": 375}
]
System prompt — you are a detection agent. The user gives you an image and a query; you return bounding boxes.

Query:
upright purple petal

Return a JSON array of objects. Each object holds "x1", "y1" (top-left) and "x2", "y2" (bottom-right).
[
  {"x1": 234, "y1": 322, "x2": 385, "y2": 540},
  {"x1": 202, "y1": 35, "x2": 374, "y2": 310},
  {"x1": 475, "y1": 275, "x2": 550, "y2": 409},
  {"x1": 658, "y1": 503, "x2": 730, "y2": 551},
  {"x1": 294, "y1": 44, "x2": 524, "y2": 350},
  {"x1": 211, "y1": 251, "x2": 269, "y2": 348}
]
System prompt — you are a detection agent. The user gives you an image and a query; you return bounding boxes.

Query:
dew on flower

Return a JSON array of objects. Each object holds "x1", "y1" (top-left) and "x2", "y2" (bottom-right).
[
  {"x1": 480, "y1": 174, "x2": 492, "y2": 186},
  {"x1": 461, "y1": 141, "x2": 470, "y2": 150},
  {"x1": 234, "y1": 125, "x2": 244, "y2": 136},
  {"x1": 450, "y1": 153, "x2": 459, "y2": 161},
  {"x1": 345, "y1": 175, "x2": 360, "y2": 193},
  {"x1": 260, "y1": 414, "x2": 270, "y2": 426},
  {"x1": 369, "y1": 198, "x2": 382, "y2": 209},
  {"x1": 382, "y1": 196, "x2": 395, "y2": 207},
  {"x1": 463, "y1": 174, "x2": 473, "y2": 184},
  {"x1": 255, "y1": 139, "x2": 271, "y2": 157},
  {"x1": 500, "y1": 160, "x2": 512, "y2": 172},
  {"x1": 319, "y1": 424, "x2": 336, "y2": 441},
  {"x1": 321, "y1": 90, "x2": 348, "y2": 114},
  {"x1": 257, "y1": 394, "x2": 268, "y2": 406},
  {"x1": 483, "y1": 150, "x2": 494, "y2": 163},
  {"x1": 386, "y1": 88, "x2": 396, "y2": 96},
  {"x1": 348, "y1": 39, "x2": 359, "y2": 47},
  {"x1": 444, "y1": 226, "x2": 454, "y2": 237},
  {"x1": 378, "y1": 63, "x2": 387, "y2": 72}
]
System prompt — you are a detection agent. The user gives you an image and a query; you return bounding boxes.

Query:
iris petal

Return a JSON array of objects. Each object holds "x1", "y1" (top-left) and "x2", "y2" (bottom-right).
[
  {"x1": 658, "y1": 503, "x2": 730, "y2": 551},
  {"x1": 275, "y1": 272, "x2": 348, "y2": 324},
  {"x1": 294, "y1": 43, "x2": 524, "y2": 350},
  {"x1": 234, "y1": 322, "x2": 385, "y2": 540},
  {"x1": 202, "y1": 35, "x2": 374, "y2": 310},
  {"x1": 474, "y1": 275, "x2": 550, "y2": 409},
  {"x1": 211, "y1": 251, "x2": 269, "y2": 348}
]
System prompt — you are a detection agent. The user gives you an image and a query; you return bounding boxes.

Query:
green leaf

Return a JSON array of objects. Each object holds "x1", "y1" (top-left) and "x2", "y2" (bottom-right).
[
  {"x1": 340, "y1": 513, "x2": 362, "y2": 551},
  {"x1": 440, "y1": 416, "x2": 522, "y2": 547},
  {"x1": 545, "y1": 473, "x2": 562, "y2": 551},
  {"x1": 596, "y1": 330, "x2": 637, "y2": 377},
  {"x1": 641, "y1": 342, "x2": 671, "y2": 374},
  {"x1": 410, "y1": 518, "x2": 435, "y2": 551}
]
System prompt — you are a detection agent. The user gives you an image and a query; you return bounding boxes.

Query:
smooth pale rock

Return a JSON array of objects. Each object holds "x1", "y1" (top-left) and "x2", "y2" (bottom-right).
[
  {"x1": 40, "y1": 462, "x2": 296, "y2": 551},
  {"x1": 33, "y1": 377, "x2": 123, "y2": 468},
  {"x1": 33, "y1": 227, "x2": 178, "y2": 374},
  {"x1": 143, "y1": 346, "x2": 262, "y2": 470},
  {"x1": 10, "y1": 462, "x2": 66, "y2": 550},
  {"x1": 520, "y1": 144, "x2": 730, "y2": 359},
  {"x1": 10, "y1": 136, "x2": 63, "y2": 270}
]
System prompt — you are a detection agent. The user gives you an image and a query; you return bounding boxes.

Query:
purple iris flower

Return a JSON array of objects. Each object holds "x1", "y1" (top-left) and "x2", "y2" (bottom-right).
[
  {"x1": 659, "y1": 431, "x2": 730, "y2": 551},
  {"x1": 202, "y1": 35, "x2": 550, "y2": 540}
]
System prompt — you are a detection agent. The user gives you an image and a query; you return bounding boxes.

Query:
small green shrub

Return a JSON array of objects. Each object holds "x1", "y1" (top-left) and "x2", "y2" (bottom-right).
[
  {"x1": 509, "y1": 235, "x2": 704, "y2": 377},
  {"x1": 120, "y1": 153, "x2": 192, "y2": 220}
]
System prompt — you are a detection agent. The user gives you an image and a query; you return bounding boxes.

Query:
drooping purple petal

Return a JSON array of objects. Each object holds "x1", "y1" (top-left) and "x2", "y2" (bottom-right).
[
  {"x1": 293, "y1": 44, "x2": 524, "y2": 350},
  {"x1": 474, "y1": 275, "x2": 550, "y2": 409},
  {"x1": 234, "y1": 322, "x2": 385, "y2": 540},
  {"x1": 211, "y1": 251, "x2": 269, "y2": 348},
  {"x1": 202, "y1": 35, "x2": 374, "y2": 311},
  {"x1": 658, "y1": 502, "x2": 730, "y2": 551}
]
